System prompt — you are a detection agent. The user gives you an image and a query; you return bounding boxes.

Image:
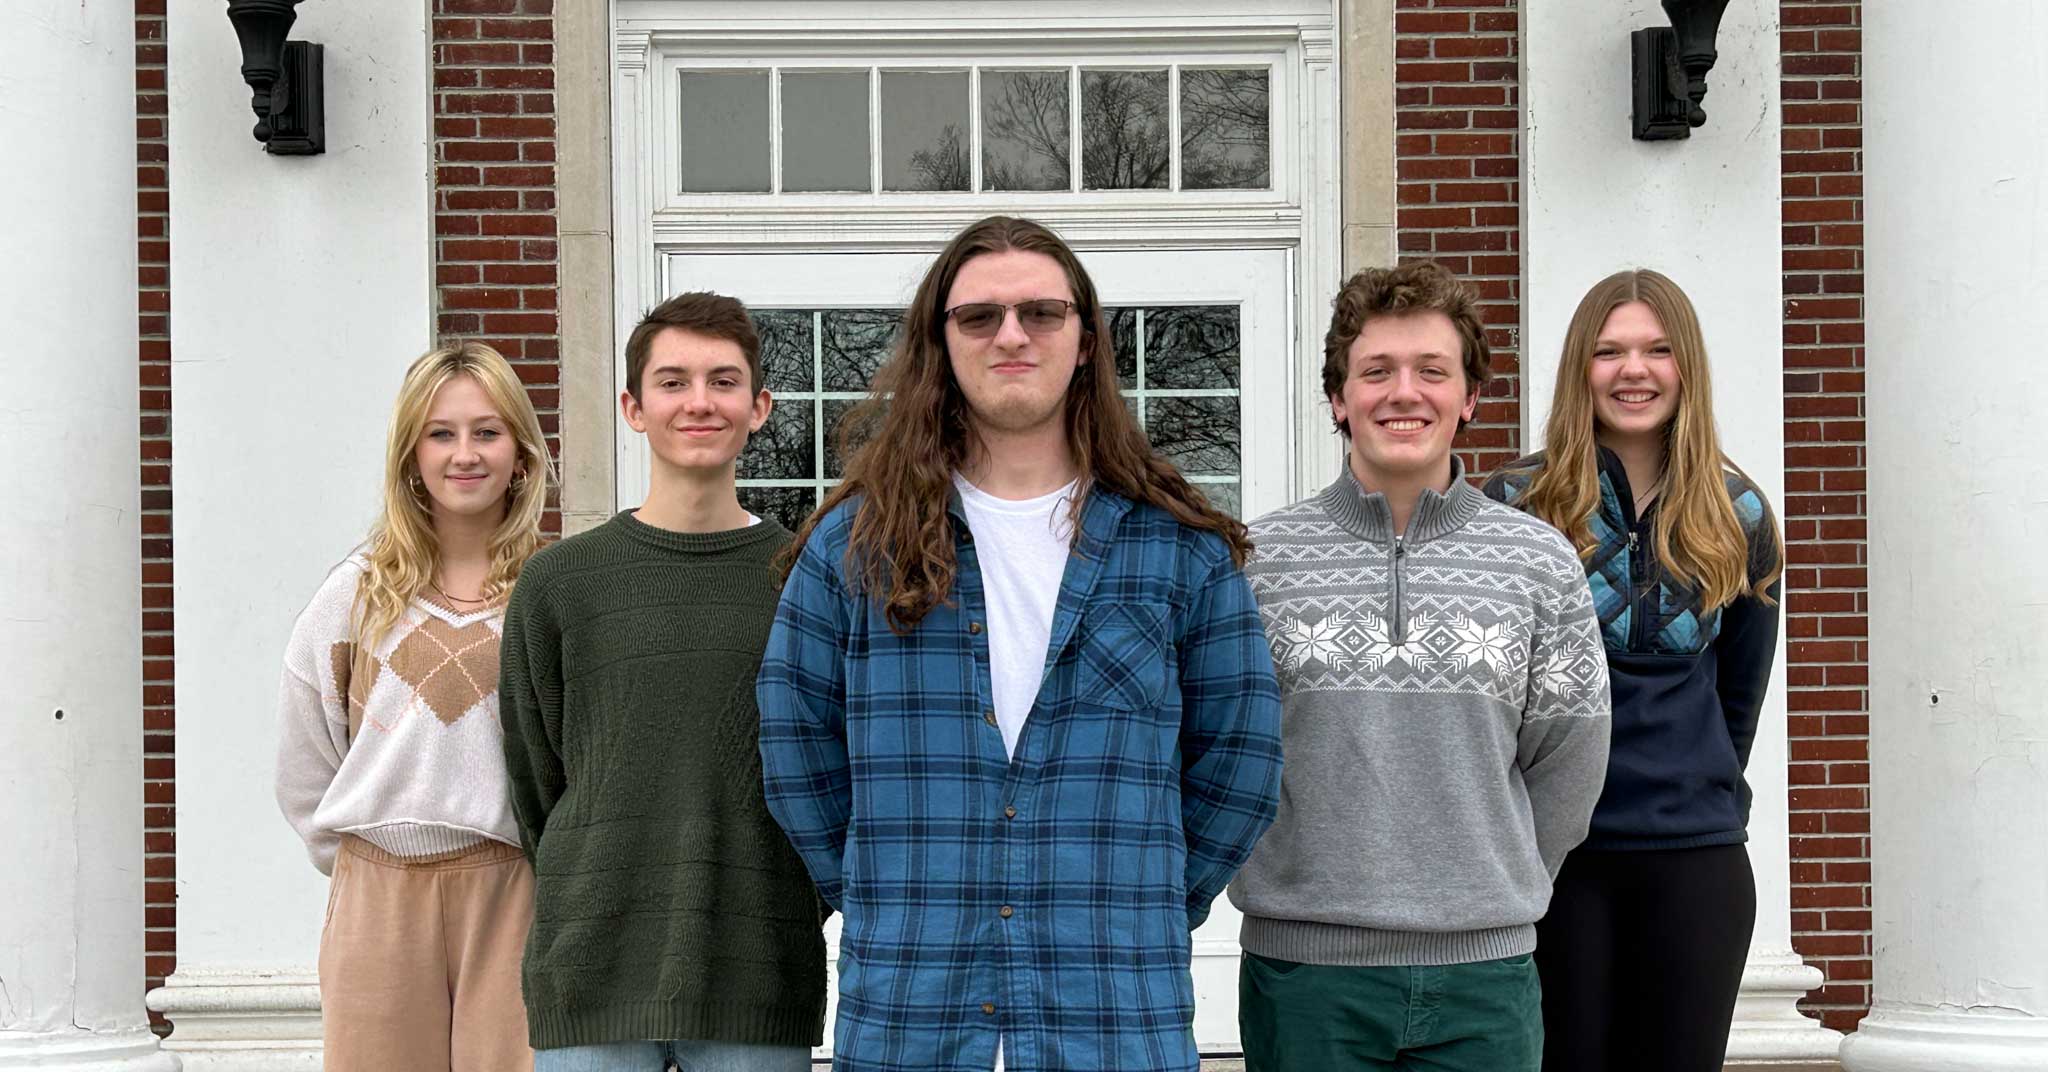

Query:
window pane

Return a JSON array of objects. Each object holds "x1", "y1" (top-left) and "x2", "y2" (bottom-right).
[
  {"x1": 1143, "y1": 305, "x2": 1240, "y2": 389},
  {"x1": 739, "y1": 486, "x2": 817, "y2": 532},
  {"x1": 1147, "y1": 396, "x2": 1239, "y2": 476},
  {"x1": 823, "y1": 399, "x2": 871, "y2": 479},
  {"x1": 752, "y1": 309, "x2": 815, "y2": 393},
  {"x1": 1106, "y1": 307, "x2": 1138, "y2": 389},
  {"x1": 679, "y1": 71, "x2": 770, "y2": 192},
  {"x1": 782, "y1": 72, "x2": 871, "y2": 192},
  {"x1": 821, "y1": 308, "x2": 900, "y2": 391},
  {"x1": 982, "y1": 70, "x2": 1071, "y2": 192},
  {"x1": 1195, "y1": 482, "x2": 1240, "y2": 519},
  {"x1": 1081, "y1": 70, "x2": 1169, "y2": 190},
  {"x1": 1180, "y1": 68, "x2": 1271, "y2": 190},
  {"x1": 881, "y1": 71, "x2": 970, "y2": 191},
  {"x1": 736, "y1": 400, "x2": 815, "y2": 480}
]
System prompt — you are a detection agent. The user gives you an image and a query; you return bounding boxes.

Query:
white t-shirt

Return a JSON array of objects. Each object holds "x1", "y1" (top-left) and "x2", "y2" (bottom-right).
[{"x1": 952, "y1": 472, "x2": 1077, "y2": 760}]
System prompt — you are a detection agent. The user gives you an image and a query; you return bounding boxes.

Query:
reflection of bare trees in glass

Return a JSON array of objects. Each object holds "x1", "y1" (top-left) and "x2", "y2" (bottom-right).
[
  {"x1": 738, "y1": 486, "x2": 816, "y2": 533},
  {"x1": 751, "y1": 309, "x2": 815, "y2": 393},
  {"x1": 1083, "y1": 71, "x2": 1170, "y2": 190},
  {"x1": 1145, "y1": 306, "x2": 1241, "y2": 389},
  {"x1": 821, "y1": 309, "x2": 901, "y2": 391},
  {"x1": 983, "y1": 71, "x2": 1071, "y2": 191},
  {"x1": 1147, "y1": 397, "x2": 1239, "y2": 476},
  {"x1": 1180, "y1": 69, "x2": 1270, "y2": 190},
  {"x1": 907, "y1": 124, "x2": 971, "y2": 191},
  {"x1": 737, "y1": 401, "x2": 817, "y2": 480}
]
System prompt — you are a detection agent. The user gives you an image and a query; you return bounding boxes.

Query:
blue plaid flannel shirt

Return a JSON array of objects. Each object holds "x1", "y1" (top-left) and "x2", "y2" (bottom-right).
[{"x1": 757, "y1": 486, "x2": 1283, "y2": 1072}]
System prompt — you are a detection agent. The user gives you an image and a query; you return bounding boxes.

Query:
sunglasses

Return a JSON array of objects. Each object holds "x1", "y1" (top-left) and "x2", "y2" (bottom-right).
[{"x1": 944, "y1": 299, "x2": 1079, "y2": 338}]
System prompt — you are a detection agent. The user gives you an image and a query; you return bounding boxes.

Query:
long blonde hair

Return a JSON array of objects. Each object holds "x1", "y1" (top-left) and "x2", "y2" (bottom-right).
[
  {"x1": 1519, "y1": 270, "x2": 1780, "y2": 611},
  {"x1": 352, "y1": 342, "x2": 553, "y2": 652}
]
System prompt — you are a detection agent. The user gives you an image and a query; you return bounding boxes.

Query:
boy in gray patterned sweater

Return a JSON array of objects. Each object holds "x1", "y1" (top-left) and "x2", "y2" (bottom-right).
[{"x1": 1228, "y1": 262, "x2": 1610, "y2": 1072}]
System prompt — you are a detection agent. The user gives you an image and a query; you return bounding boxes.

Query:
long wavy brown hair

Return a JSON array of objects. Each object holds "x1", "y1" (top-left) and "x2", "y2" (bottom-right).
[
  {"x1": 778, "y1": 215, "x2": 1252, "y2": 632},
  {"x1": 1517, "y1": 269, "x2": 1781, "y2": 610}
]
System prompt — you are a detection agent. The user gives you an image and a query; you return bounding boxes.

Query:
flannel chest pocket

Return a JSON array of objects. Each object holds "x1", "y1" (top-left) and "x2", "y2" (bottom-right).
[{"x1": 1077, "y1": 601, "x2": 1170, "y2": 710}]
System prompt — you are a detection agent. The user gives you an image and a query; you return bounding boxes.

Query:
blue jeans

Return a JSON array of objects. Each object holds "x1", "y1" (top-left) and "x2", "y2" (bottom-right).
[{"x1": 534, "y1": 1040, "x2": 811, "y2": 1072}]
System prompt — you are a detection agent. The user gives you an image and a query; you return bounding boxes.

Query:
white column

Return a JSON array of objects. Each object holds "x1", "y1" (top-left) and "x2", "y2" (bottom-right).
[
  {"x1": 144, "y1": 2, "x2": 432, "y2": 1067},
  {"x1": 1840, "y1": 3, "x2": 2048, "y2": 1069},
  {"x1": 1522, "y1": 4, "x2": 1842, "y2": 1065},
  {"x1": 0, "y1": 4, "x2": 176, "y2": 1071}
]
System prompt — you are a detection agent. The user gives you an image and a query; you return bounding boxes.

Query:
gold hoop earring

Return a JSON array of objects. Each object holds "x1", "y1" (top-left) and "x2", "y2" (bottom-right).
[
  {"x1": 508, "y1": 469, "x2": 527, "y2": 495},
  {"x1": 408, "y1": 472, "x2": 429, "y2": 503}
]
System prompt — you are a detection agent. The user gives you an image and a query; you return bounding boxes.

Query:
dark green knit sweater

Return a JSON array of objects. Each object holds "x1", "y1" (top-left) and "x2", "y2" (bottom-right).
[{"x1": 499, "y1": 511, "x2": 826, "y2": 1049}]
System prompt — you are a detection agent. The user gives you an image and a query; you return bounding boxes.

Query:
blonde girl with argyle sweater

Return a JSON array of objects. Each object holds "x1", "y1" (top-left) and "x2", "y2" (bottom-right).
[{"x1": 274, "y1": 342, "x2": 554, "y2": 1072}]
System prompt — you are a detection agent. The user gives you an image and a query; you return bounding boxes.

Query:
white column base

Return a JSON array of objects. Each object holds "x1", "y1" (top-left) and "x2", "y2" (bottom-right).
[
  {"x1": 1724, "y1": 951, "x2": 1844, "y2": 1066},
  {"x1": 144, "y1": 971, "x2": 321, "y2": 1072},
  {"x1": 0, "y1": 1029, "x2": 179, "y2": 1071},
  {"x1": 1840, "y1": 1004, "x2": 2048, "y2": 1072}
]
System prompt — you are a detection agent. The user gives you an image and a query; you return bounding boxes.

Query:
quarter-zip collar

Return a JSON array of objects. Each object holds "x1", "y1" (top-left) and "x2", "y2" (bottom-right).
[
  {"x1": 1314, "y1": 456, "x2": 1486, "y2": 645},
  {"x1": 1314, "y1": 454, "x2": 1488, "y2": 546}
]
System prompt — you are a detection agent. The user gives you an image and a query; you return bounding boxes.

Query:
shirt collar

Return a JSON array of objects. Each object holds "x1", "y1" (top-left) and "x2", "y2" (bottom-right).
[{"x1": 1314, "y1": 454, "x2": 1486, "y2": 544}]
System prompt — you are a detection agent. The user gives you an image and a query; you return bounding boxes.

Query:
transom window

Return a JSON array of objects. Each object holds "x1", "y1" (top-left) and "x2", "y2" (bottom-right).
[
  {"x1": 735, "y1": 304, "x2": 1245, "y2": 530},
  {"x1": 675, "y1": 65, "x2": 1271, "y2": 195}
]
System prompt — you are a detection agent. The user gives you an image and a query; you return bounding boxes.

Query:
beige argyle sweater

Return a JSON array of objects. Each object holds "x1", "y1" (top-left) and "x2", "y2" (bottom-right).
[{"x1": 275, "y1": 556, "x2": 520, "y2": 875}]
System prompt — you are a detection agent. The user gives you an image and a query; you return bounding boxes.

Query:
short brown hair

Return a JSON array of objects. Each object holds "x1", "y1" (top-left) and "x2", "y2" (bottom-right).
[
  {"x1": 1321, "y1": 261, "x2": 1491, "y2": 435},
  {"x1": 624, "y1": 291, "x2": 762, "y2": 400}
]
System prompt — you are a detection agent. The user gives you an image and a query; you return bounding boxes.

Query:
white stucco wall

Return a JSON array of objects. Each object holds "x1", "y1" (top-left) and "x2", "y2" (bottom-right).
[
  {"x1": 0, "y1": 0, "x2": 152, "y2": 1051},
  {"x1": 165, "y1": 0, "x2": 432, "y2": 981},
  {"x1": 1848, "y1": 0, "x2": 2048, "y2": 1062},
  {"x1": 1523, "y1": 3, "x2": 1838, "y2": 1059}
]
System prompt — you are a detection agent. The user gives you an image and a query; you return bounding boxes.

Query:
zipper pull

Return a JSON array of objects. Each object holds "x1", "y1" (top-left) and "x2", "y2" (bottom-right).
[{"x1": 1628, "y1": 530, "x2": 1639, "y2": 552}]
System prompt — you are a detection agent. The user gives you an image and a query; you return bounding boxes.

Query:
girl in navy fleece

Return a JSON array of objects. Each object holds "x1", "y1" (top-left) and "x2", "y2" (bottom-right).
[{"x1": 1483, "y1": 269, "x2": 1783, "y2": 1072}]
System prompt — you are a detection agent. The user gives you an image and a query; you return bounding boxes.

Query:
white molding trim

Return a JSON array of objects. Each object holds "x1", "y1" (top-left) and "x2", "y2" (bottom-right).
[
  {"x1": 0, "y1": 1030, "x2": 179, "y2": 1072},
  {"x1": 1725, "y1": 951, "x2": 1846, "y2": 1065},
  {"x1": 146, "y1": 970, "x2": 322, "y2": 1071},
  {"x1": 1840, "y1": 1005, "x2": 2048, "y2": 1072},
  {"x1": 650, "y1": 206, "x2": 1305, "y2": 251}
]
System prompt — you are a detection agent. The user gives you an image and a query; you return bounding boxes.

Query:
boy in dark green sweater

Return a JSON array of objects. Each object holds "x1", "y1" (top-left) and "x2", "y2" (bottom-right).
[{"x1": 499, "y1": 293, "x2": 825, "y2": 1071}]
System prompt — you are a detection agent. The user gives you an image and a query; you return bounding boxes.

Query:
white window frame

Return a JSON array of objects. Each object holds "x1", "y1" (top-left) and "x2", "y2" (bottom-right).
[{"x1": 613, "y1": 0, "x2": 1344, "y2": 503}]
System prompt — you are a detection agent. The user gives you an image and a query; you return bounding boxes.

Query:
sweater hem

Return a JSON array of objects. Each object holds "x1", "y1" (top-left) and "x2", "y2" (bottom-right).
[
  {"x1": 1239, "y1": 915, "x2": 1535, "y2": 967},
  {"x1": 526, "y1": 998, "x2": 826, "y2": 1050},
  {"x1": 1579, "y1": 828, "x2": 1749, "y2": 852}
]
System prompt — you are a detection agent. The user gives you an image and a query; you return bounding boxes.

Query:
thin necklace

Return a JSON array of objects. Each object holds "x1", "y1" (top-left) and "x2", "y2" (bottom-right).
[{"x1": 429, "y1": 579, "x2": 488, "y2": 606}]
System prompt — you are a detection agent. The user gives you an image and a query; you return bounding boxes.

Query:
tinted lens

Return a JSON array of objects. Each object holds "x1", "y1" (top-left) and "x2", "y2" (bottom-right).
[
  {"x1": 1017, "y1": 300, "x2": 1071, "y2": 333},
  {"x1": 952, "y1": 304, "x2": 1004, "y2": 336}
]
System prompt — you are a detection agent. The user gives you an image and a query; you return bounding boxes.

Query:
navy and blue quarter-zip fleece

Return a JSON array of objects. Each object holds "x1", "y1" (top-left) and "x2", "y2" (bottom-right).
[{"x1": 1482, "y1": 447, "x2": 1781, "y2": 850}]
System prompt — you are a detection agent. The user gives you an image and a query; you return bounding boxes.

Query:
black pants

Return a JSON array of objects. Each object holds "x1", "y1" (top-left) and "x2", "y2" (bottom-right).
[{"x1": 1534, "y1": 844, "x2": 1755, "y2": 1072}]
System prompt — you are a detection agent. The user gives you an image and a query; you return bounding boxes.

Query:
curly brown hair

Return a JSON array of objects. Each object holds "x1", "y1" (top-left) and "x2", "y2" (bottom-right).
[
  {"x1": 778, "y1": 215, "x2": 1252, "y2": 632},
  {"x1": 1321, "y1": 261, "x2": 1491, "y2": 434}
]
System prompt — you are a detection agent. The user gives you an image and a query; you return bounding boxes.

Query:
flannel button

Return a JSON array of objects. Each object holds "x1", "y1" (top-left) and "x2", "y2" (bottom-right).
[
  {"x1": 981, "y1": 1002, "x2": 996, "y2": 1015},
  {"x1": 984, "y1": 710, "x2": 998, "y2": 727},
  {"x1": 1004, "y1": 805, "x2": 1017, "y2": 819},
  {"x1": 969, "y1": 621, "x2": 983, "y2": 634},
  {"x1": 999, "y1": 905, "x2": 1014, "y2": 919}
]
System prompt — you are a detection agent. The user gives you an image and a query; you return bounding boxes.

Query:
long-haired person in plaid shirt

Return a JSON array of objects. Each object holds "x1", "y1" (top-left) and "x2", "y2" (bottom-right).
[{"x1": 756, "y1": 215, "x2": 1284, "y2": 1072}]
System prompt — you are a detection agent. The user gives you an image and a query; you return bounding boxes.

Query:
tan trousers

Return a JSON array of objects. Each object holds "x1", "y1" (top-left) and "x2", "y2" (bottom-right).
[{"x1": 320, "y1": 835, "x2": 536, "y2": 1072}]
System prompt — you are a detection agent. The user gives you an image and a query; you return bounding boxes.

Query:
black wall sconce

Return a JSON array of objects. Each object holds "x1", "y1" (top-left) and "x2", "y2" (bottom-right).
[
  {"x1": 1632, "y1": 0, "x2": 1732, "y2": 140},
  {"x1": 227, "y1": 0, "x2": 325, "y2": 155}
]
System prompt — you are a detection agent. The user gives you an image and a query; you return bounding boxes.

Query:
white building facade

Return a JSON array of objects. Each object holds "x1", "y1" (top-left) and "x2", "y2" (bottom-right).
[{"x1": 3, "y1": 0, "x2": 2040, "y2": 1069}]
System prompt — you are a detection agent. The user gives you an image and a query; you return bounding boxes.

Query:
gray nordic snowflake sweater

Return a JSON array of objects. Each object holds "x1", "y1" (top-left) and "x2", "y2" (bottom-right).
[{"x1": 1227, "y1": 459, "x2": 1611, "y2": 966}]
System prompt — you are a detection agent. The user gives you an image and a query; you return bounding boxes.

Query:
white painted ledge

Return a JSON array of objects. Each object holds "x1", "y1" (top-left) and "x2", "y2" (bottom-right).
[
  {"x1": 1840, "y1": 1004, "x2": 2048, "y2": 1072},
  {"x1": 146, "y1": 970, "x2": 321, "y2": 1072},
  {"x1": 0, "y1": 1029, "x2": 179, "y2": 1071},
  {"x1": 1727, "y1": 951, "x2": 1845, "y2": 1065}
]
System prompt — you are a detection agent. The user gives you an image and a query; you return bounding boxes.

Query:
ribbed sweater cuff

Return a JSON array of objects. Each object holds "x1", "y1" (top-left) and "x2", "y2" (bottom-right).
[
  {"x1": 527, "y1": 998, "x2": 824, "y2": 1051},
  {"x1": 1240, "y1": 915, "x2": 1535, "y2": 967}
]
